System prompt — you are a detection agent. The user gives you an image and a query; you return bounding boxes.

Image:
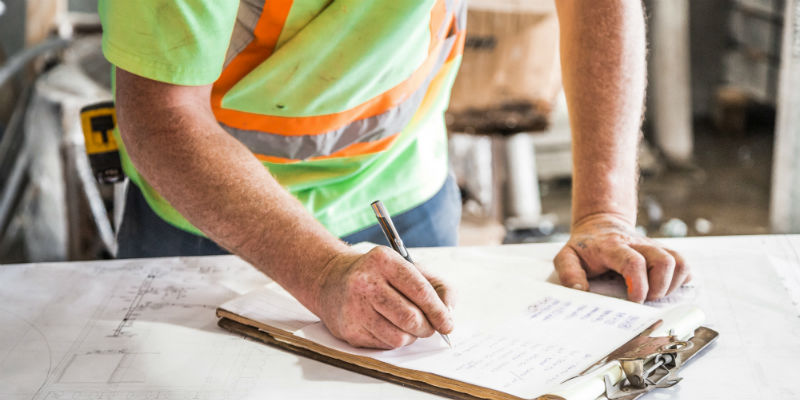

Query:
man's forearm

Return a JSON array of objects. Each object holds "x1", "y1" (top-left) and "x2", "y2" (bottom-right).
[
  {"x1": 555, "y1": 0, "x2": 646, "y2": 226},
  {"x1": 552, "y1": 2, "x2": 690, "y2": 303},
  {"x1": 115, "y1": 69, "x2": 348, "y2": 313}
]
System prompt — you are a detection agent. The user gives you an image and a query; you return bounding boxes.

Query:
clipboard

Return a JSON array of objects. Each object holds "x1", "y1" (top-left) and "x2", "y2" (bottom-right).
[
  {"x1": 551, "y1": 321, "x2": 718, "y2": 399},
  {"x1": 217, "y1": 310, "x2": 718, "y2": 400}
]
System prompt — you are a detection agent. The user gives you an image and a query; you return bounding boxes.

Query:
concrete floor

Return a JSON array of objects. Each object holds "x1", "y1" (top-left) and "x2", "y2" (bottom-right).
[{"x1": 460, "y1": 121, "x2": 774, "y2": 246}]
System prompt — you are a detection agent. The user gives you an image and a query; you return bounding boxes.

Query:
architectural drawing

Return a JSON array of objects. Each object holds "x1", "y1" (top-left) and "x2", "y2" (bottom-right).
[{"x1": 3, "y1": 238, "x2": 800, "y2": 399}]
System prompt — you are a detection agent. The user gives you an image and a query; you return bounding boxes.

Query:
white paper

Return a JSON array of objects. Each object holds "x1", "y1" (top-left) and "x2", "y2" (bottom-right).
[
  {"x1": 587, "y1": 272, "x2": 700, "y2": 307},
  {"x1": 224, "y1": 265, "x2": 661, "y2": 398},
  {"x1": 644, "y1": 238, "x2": 800, "y2": 399},
  {"x1": 5, "y1": 236, "x2": 800, "y2": 400},
  {"x1": 222, "y1": 282, "x2": 319, "y2": 332},
  {"x1": 0, "y1": 256, "x2": 438, "y2": 400}
]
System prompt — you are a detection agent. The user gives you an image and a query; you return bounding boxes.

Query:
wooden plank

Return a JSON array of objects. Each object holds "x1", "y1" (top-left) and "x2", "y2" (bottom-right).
[
  {"x1": 26, "y1": 0, "x2": 66, "y2": 46},
  {"x1": 446, "y1": 9, "x2": 560, "y2": 134}
]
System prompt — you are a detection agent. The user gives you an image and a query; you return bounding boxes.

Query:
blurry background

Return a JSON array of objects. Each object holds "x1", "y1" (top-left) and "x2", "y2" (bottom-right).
[{"x1": 0, "y1": 0, "x2": 793, "y2": 263}]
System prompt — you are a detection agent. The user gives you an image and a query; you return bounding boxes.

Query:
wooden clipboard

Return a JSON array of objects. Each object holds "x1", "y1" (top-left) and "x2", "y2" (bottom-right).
[{"x1": 218, "y1": 313, "x2": 717, "y2": 400}]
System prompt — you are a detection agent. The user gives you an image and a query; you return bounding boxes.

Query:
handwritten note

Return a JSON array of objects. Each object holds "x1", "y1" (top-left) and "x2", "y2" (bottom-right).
[
  {"x1": 291, "y1": 280, "x2": 659, "y2": 398},
  {"x1": 221, "y1": 243, "x2": 668, "y2": 399}
]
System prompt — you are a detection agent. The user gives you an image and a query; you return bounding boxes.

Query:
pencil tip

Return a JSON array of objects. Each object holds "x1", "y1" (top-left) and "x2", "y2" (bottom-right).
[{"x1": 442, "y1": 333, "x2": 452, "y2": 348}]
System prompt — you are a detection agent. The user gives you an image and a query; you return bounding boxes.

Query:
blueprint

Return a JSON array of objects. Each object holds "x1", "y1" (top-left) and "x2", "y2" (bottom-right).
[
  {"x1": 0, "y1": 256, "x2": 440, "y2": 400},
  {"x1": 0, "y1": 256, "x2": 256, "y2": 399},
  {"x1": 2, "y1": 236, "x2": 800, "y2": 399}
]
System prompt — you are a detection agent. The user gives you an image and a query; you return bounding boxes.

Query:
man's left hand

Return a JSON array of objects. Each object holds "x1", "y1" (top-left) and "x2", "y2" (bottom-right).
[{"x1": 553, "y1": 213, "x2": 691, "y2": 303}]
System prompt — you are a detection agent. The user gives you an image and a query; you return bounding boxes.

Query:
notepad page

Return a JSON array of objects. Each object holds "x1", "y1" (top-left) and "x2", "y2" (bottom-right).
[
  {"x1": 221, "y1": 282, "x2": 319, "y2": 333},
  {"x1": 294, "y1": 280, "x2": 660, "y2": 398},
  {"x1": 218, "y1": 244, "x2": 668, "y2": 398}
]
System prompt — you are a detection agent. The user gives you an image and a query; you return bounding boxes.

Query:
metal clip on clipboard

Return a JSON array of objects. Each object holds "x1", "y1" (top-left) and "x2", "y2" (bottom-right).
[{"x1": 564, "y1": 320, "x2": 719, "y2": 400}]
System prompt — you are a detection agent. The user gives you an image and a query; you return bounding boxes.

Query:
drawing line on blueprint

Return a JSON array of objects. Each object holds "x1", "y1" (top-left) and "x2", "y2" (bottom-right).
[
  {"x1": 5, "y1": 261, "x2": 252, "y2": 400},
  {"x1": 112, "y1": 273, "x2": 156, "y2": 337},
  {"x1": 776, "y1": 236, "x2": 800, "y2": 317},
  {"x1": 0, "y1": 307, "x2": 53, "y2": 400},
  {"x1": 40, "y1": 390, "x2": 236, "y2": 400},
  {"x1": 27, "y1": 268, "x2": 125, "y2": 400}
]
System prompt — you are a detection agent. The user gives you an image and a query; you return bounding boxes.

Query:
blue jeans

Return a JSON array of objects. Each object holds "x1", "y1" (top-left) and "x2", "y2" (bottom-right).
[
  {"x1": 341, "y1": 172, "x2": 461, "y2": 247},
  {"x1": 117, "y1": 173, "x2": 461, "y2": 259}
]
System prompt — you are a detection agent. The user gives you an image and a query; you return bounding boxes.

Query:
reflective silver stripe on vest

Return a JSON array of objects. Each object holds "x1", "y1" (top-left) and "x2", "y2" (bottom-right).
[
  {"x1": 454, "y1": 0, "x2": 467, "y2": 31},
  {"x1": 224, "y1": 0, "x2": 262, "y2": 70},
  {"x1": 221, "y1": 33, "x2": 459, "y2": 160},
  {"x1": 441, "y1": 0, "x2": 466, "y2": 33}
]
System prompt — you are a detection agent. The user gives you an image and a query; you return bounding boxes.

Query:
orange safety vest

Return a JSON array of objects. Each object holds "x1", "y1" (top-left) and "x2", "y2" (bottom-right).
[{"x1": 210, "y1": 0, "x2": 466, "y2": 164}]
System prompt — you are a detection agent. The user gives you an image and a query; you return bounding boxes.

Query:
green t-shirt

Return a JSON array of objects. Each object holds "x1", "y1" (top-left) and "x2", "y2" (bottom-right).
[{"x1": 99, "y1": 0, "x2": 464, "y2": 237}]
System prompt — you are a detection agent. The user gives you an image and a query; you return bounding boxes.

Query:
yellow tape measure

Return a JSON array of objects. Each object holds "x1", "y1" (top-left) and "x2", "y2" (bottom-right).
[{"x1": 80, "y1": 101, "x2": 124, "y2": 184}]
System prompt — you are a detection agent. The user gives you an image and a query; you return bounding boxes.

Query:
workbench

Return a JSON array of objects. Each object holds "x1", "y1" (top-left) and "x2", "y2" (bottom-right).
[{"x1": 2, "y1": 235, "x2": 799, "y2": 399}]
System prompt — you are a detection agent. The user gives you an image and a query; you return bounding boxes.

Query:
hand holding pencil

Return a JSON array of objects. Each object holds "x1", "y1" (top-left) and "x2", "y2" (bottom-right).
[
  {"x1": 371, "y1": 200, "x2": 453, "y2": 348},
  {"x1": 312, "y1": 244, "x2": 456, "y2": 349}
]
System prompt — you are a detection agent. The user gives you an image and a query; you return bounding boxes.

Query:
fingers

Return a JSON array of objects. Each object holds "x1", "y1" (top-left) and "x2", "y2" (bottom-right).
[
  {"x1": 371, "y1": 284, "x2": 436, "y2": 338},
  {"x1": 342, "y1": 318, "x2": 416, "y2": 350},
  {"x1": 555, "y1": 213, "x2": 692, "y2": 304},
  {"x1": 335, "y1": 295, "x2": 422, "y2": 349},
  {"x1": 364, "y1": 313, "x2": 417, "y2": 349},
  {"x1": 381, "y1": 258, "x2": 454, "y2": 335},
  {"x1": 630, "y1": 244, "x2": 675, "y2": 301},
  {"x1": 351, "y1": 327, "x2": 396, "y2": 350},
  {"x1": 562, "y1": 240, "x2": 689, "y2": 303},
  {"x1": 415, "y1": 263, "x2": 457, "y2": 310},
  {"x1": 665, "y1": 248, "x2": 690, "y2": 294},
  {"x1": 554, "y1": 246, "x2": 590, "y2": 291},
  {"x1": 602, "y1": 246, "x2": 649, "y2": 303},
  {"x1": 320, "y1": 247, "x2": 454, "y2": 349}
]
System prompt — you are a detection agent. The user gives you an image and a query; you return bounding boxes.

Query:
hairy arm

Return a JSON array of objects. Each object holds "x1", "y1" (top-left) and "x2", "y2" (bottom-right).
[
  {"x1": 116, "y1": 69, "x2": 345, "y2": 306},
  {"x1": 552, "y1": 1, "x2": 689, "y2": 302},
  {"x1": 558, "y1": 0, "x2": 644, "y2": 224},
  {"x1": 115, "y1": 69, "x2": 453, "y2": 347}
]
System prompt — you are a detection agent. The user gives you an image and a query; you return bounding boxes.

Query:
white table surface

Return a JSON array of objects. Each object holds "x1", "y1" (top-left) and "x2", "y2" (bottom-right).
[{"x1": 1, "y1": 235, "x2": 799, "y2": 400}]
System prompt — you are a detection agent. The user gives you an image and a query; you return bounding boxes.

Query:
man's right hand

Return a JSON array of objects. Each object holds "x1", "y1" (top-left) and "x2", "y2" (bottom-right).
[{"x1": 311, "y1": 246, "x2": 455, "y2": 349}]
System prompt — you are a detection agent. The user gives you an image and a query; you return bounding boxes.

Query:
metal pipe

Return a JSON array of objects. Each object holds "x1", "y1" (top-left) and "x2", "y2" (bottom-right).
[
  {"x1": 0, "y1": 37, "x2": 70, "y2": 89},
  {"x1": 651, "y1": 0, "x2": 694, "y2": 164},
  {"x1": 0, "y1": 88, "x2": 31, "y2": 235},
  {"x1": 505, "y1": 132, "x2": 542, "y2": 227},
  {"x1": 0, "y1": 141, "x2": 31, "y2": 235}
]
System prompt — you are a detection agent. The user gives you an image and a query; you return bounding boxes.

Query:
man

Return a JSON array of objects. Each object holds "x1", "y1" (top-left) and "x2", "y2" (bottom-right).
[{"x1": 99, "y1": 0, "x2": 689, "y2": 349}]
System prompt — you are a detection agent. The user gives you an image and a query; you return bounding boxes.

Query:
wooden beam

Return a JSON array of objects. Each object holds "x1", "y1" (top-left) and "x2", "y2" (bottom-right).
[{"x1": 26, "y1": 0, "x2": 66, "y2": 46}]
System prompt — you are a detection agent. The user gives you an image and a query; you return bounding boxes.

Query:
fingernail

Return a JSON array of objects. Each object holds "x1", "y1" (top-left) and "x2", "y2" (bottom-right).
[{"x1": 572, "y1": 283, "x2": 584, "y2": 291}]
